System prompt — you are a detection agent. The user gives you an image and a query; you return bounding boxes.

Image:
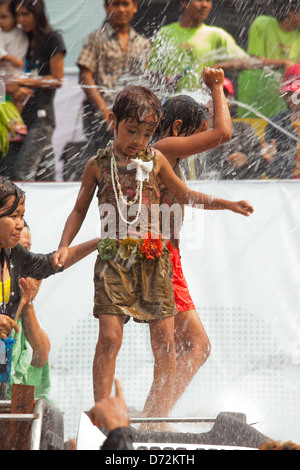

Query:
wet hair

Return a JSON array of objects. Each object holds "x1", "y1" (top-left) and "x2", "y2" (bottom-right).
[
  {"x1": 0, "y1": 177, "x2": 25, "y2": 218},
  {"x1": 153, "y1": 95, "x2": 208, "y2": 141},
  {"x1": 273, "y1": 0, "x2": 300, "y2": 20},
  {"x1": 112, "y1": 86, "x2": 163, "y2": 129}
]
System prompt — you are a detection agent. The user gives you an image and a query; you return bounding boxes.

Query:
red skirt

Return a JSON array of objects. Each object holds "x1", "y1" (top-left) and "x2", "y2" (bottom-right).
[{"x1": 169, "y1": 247, "x2": 196, "y2": 312}]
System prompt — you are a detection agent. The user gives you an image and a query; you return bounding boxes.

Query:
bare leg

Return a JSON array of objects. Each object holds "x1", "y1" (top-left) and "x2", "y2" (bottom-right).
[
  {"x1": 93, "y1": 314, "x2": 125, "y2": 403},
  {"x1": 141, "y1": 316, "x2": 176, "y2": 430},
  {"x1": 170, "y1": 309, "x2": 211, "y2": 410}
]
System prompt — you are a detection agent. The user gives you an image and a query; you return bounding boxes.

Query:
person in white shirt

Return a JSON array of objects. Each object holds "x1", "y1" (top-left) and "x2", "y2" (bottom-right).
[{"x1": 0, "y1": 0, "x2": 28, "y2": 111}]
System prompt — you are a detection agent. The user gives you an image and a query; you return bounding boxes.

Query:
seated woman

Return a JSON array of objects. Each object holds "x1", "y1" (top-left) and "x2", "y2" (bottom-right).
[{"x1": 0, "y1": 177, "x2": 99, "y2": 340}]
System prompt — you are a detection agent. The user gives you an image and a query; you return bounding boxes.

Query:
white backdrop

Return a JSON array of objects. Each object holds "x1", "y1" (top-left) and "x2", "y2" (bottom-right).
[{"x1": 17, "y1": 180, "x2": 300, "y2": 442}]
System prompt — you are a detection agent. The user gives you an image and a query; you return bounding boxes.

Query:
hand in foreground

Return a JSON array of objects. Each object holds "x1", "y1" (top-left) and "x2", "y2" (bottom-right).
[
  {"x1": 203, "y1": 66, "x2": 224, "y2": 89},
  {"x1": 89, "y1": 378, "x2": 130, "y2": 431},
  {"x1": 230, "y1": 200, "x2": 254, "y2": 217},
  {"x1": 0, "y1": 315, "x2": 19, "y2": 340}
]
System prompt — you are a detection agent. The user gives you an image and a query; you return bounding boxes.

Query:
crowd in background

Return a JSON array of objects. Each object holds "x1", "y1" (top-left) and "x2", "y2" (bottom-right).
[
  {"x1": 1, "y1": 1, "x2": 300, "y2": 450},
  {"x1": 0, "y1": 0, "x2": 300, "y2": 183}
]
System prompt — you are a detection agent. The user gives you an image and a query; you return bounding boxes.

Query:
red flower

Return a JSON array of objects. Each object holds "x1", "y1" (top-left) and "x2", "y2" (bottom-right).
[
  {"x1": 141, "y1": 233, "x2": 164, "y2": 260},
  {"x1": 167, "y1": 241, "x2": 175, "y2": 254}
]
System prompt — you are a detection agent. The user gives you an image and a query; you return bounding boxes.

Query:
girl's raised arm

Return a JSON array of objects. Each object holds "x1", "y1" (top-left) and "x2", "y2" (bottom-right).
[{"x1": 153, "y1": 67, "x2": 231, "y2": 163}]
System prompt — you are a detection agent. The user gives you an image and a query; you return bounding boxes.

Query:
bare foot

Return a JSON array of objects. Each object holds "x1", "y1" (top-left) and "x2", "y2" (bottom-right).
[{"x1": 139, "y1": 421, "x2": 178, "y2": 432}]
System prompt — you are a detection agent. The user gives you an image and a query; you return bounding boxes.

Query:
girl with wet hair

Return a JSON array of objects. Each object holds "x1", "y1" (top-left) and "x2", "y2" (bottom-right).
[
  {"x1": 0, "y1": 177, "x2": 25, "y2": 219},
  {"x1": 112, "y1": 84, "x2": 163, "y2": 128},
  {"x1": 146, "y1": 67, "x2": 233, "y2": 417},
  {"x1": 154, "y1": 95, "x2": 208, "y2": 140},
  {"x1": 52, "y1": 77, "x2": 253, "y2": 426}
]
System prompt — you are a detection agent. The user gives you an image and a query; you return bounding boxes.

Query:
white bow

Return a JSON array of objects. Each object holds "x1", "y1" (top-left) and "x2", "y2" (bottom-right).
[{"x1": 127, "y1": 158, "x2": 153, "y2": 182}]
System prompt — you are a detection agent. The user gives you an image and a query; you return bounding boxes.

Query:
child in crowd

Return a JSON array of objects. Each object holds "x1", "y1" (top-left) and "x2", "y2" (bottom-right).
[
  {"x1": 77, "y1": 0, "x2": 150, "y2": 152},
  {"x1": 0, "y1": 0, "x2": 28, "y2": 112},
  {"x1": 52, "y1": 79, "x2": 253, "y2": 422}
]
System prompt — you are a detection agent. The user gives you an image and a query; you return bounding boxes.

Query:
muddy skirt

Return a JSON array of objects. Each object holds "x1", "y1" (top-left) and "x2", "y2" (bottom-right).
[{"x1": 93, "y1": 248, "x2": 178, "y2": 322}]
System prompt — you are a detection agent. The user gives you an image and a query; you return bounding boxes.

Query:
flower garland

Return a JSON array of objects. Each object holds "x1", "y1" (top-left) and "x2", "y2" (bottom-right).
[
  {"x1": 141, "y1": 233, "x2": 164, "y2": 260},
  {"x1": 98, "y1": 234, "x2": 172, "y2": 262},
  {"x1": 97, "y1": 237, "x2": 118, "y2": 260}
]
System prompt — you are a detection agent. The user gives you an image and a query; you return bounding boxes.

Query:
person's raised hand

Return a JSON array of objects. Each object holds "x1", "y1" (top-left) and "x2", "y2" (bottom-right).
[
  {"x1": 203, "y1": 66, "x2": 224, "y2": 89},
  {"x1": 89, "y1": 378, "x2": 130, "y2": 431}
]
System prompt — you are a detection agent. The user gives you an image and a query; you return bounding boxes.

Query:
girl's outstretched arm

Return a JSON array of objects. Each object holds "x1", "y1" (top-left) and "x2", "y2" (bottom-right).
[
  {"x1": 51, "y1": 237, "x2": 100, "y2": 270},
  {"x1": 152, "y1": 67, "x2": 231, "y2": 164},
  {"x1": 51, "y1": 157, "x2": 100, "y2": 268},
  {"x1": 156, "y1": 150, "x2": 253, "y2": 216}
]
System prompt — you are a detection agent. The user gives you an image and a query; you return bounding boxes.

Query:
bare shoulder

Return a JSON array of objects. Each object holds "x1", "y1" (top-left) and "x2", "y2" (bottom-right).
[
  {"x1": 151, "y1": 148, "x2": 167, "y2": 174},
  {"x1": 152, "y1": 139, "x2": 178, "y2": 167},
  {"x1": 83, "y1": 156, "x2": 101, "y2": 178},
  {"x1": 77, "y1": 156, "x2": 101, "y2": 196}
]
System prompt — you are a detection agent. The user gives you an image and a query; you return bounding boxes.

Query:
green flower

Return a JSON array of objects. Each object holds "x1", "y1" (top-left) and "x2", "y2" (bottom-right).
[{"x1": 97, "y1": 238, "x2": 118, "y2": 260}]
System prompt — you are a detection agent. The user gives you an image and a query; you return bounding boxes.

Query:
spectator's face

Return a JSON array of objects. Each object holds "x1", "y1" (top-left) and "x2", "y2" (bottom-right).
[
  {"x1": 0, "y1": 4, "x2": 15, "y2": 32},
  {"x1": 14, "y1": 4, "x2": 37, "y2": 34},
  {"x1": 287, "y1": 7, "x2": 300, "y2": 28},
  {"x1": 181, "y1": 0, "x2": 213, "y2": 22},
  {"x1": 105, "y1": 0, "x2": 138, "y2": 28},
  {"x1": 0, "y1": 197, "x2": 25, "y2": 250}
]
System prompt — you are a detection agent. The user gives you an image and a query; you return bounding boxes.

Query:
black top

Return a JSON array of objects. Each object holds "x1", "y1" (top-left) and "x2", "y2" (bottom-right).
[
  {"x1": 101, "y1": 427, "x2": 134, "y2": 450},
  {"x1": 1, "y1": 244, "x2": 62, "y2": 320},
  {"x1": 22, "y1": 30, "x2": 66, "y2": 127}
]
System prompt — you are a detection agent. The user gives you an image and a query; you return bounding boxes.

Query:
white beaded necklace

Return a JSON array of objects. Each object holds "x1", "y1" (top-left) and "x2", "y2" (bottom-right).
[{"x1": 111, "y1": 152, "x2": 143, "y2": 226}]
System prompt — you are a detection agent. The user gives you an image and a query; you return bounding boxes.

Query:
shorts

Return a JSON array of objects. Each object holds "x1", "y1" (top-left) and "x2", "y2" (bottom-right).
[
  {"x1": 93, "y1": 248, "x2": 178, "y2": 322},
  {"x1": 169, "y1": 247, "x2": 196, "y2": 313}
]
